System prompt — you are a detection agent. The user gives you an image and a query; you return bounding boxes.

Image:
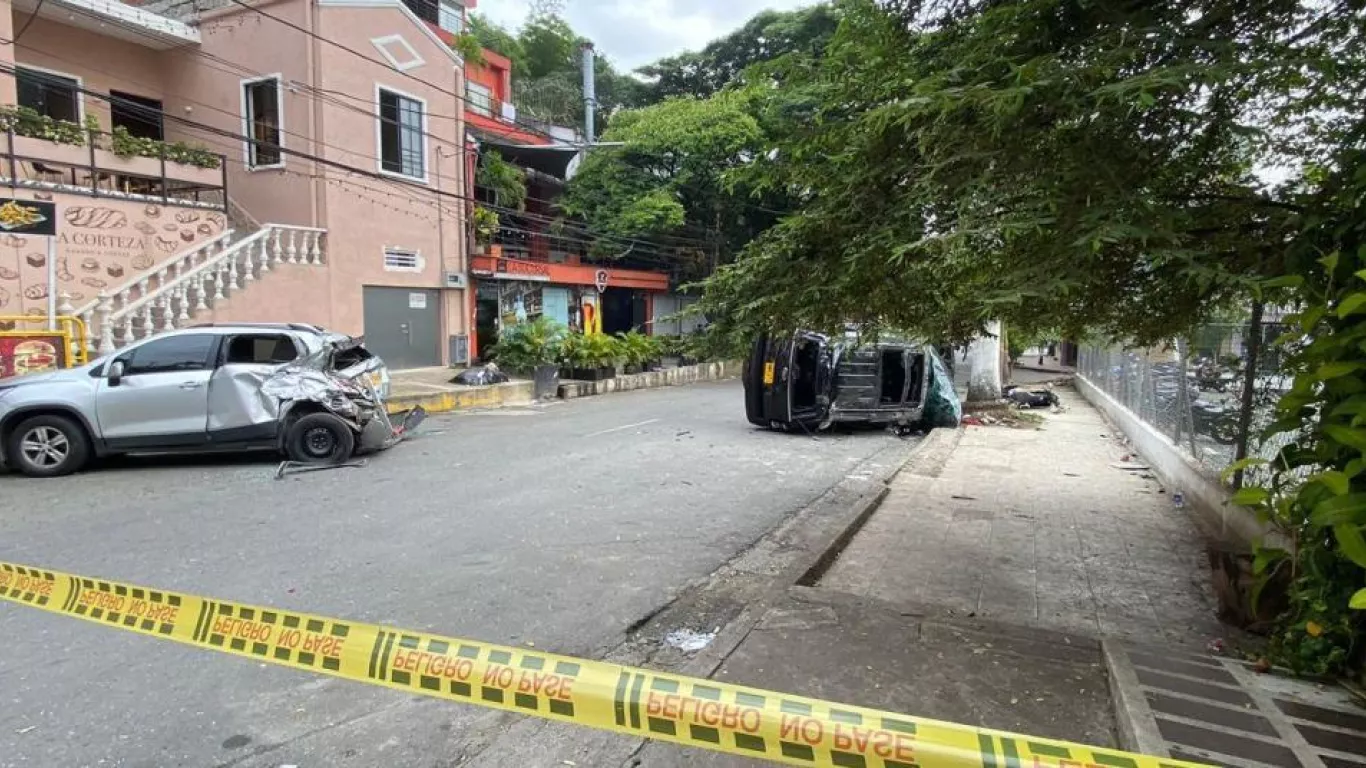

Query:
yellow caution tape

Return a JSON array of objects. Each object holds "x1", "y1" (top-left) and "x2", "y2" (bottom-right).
[{"x1": 0, "y1": 561, "x2": 1204, "y2": 768}]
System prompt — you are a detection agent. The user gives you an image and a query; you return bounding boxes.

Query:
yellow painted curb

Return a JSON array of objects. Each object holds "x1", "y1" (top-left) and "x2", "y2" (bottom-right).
[{"x1": 385, "y1": 381, "x2": 535, "y2": 414}]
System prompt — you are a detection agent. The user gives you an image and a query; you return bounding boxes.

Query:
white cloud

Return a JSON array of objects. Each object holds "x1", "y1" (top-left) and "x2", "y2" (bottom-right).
[{"x1": 472, "y1": 0, "x2": 816, "y2": 71}]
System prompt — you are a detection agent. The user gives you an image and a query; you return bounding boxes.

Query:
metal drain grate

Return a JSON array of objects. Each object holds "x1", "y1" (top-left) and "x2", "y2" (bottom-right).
[{"x1": 1107, "y1": 642, "x2": 1366, "y2": 768}]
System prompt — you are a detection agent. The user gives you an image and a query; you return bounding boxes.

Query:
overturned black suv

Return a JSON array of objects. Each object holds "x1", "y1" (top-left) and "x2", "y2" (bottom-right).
[{"x1": 743, "y1": 331, "x2": 960, "y2": 432}]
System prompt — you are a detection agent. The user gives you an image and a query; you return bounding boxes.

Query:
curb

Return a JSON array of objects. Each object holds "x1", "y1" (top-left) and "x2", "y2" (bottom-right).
[
  {"x1": 558, "y1": 360, "x2": 742, "y2": 399},
  {"x1": 1102, "y1": 639, "x2": 1171, "y2": 756},
  {"x1": 788, "y1": 429, "x2": 956, "y2": 587},
  {"x1": 384, "y1": 381, "x2": 534, "y2": 415}
]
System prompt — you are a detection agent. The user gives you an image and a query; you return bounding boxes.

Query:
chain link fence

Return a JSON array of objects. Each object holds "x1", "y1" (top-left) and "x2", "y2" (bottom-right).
[{"x1": 1078, "y1": 318, "x2": 1298, "y2": 488}]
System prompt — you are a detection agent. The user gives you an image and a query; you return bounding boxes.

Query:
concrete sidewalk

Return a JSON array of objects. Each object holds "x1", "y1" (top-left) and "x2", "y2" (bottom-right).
[
  {"x1": 824, "y1": 385, "x2": 1222, "y2": 646},
  {"x1": 627, "y1": 385, "x2": 1235, "y2": 766}
]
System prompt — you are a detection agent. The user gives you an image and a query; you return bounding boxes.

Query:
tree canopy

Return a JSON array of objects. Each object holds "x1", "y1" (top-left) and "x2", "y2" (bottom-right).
[
  {"x1": 635, "y1": 5, "x2": 840, "y2": 102},
  {"x1": 560, "y1": 90, "x2": 802, "y2": 278},
  {"x1": 696, "y1": 0, "x2": 1361, "y2": 347},
  {"x1": 466, "y1": 10, "x2": 643, "y2": 129}
]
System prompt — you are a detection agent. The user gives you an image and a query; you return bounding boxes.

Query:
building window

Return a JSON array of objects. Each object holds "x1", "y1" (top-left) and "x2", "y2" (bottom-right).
[
  {"x1": 438, "y1": 0, "x2": 463, "y2": 34},
  {"x1": 402, "y1": 0, "x2": 462, "y2": 33},
  {"x1": 110, "y1": 91, "x2": 163, "y2": 141},
  {"x1": 16, "y1": 68, "x2": 79, "y2": 123},
  {"x1": 466, "y1": 82, "x2": 492, "y2": 117},
  {"x1": 383, "y1": 247, "x2": 421, "y2": 272},
  {"x1": 243, "y1": 76, "x2": 283, "y2": 168},
  {"x1": 378, "y1": 88, "x2": 425, "y2": 180}
]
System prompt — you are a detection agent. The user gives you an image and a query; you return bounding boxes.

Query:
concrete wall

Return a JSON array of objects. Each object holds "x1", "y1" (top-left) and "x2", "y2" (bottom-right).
[
  {"x1": 312, "y1": 2, "x2": 467, "y2": 355},
  {"x1": 1074, "y1": 374, "x2": 1278, "y2": 551},
  {"x1": 0, "y1": 191, "x2": 224, "y2": 317}
]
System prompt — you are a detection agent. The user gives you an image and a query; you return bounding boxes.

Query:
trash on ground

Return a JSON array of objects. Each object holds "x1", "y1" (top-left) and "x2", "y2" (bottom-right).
[
  {"x1": 1003, "y1": 384, "x2": 1061, "y2": 409},
  {"x1": 275, "y1": 458, "x2": 368, "y2": 479},
  {"x1": 664, "y1": 628, "x2": 717, "y2": 653},
  {"x1": 1110, "y1": 462, "x2": 1151, "y2": 471},
  {"x1": 451, "y1": 363, "x2": 510, "y2": 386}
]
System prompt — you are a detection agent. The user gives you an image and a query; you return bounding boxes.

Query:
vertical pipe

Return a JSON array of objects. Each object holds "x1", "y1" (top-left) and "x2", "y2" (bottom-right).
[
  {"x1": 1232, "y1": 300, "x2": 1265, "y2": 490},
  {"x1": 580, "y1": 42, "x2": 596, "y2": 143},
  {"x1": 45, "y1": 236, "x2": 56, "y2": 330},
  {"x1": 6, "y1": 128, "x2": 15, "y2": 192}
]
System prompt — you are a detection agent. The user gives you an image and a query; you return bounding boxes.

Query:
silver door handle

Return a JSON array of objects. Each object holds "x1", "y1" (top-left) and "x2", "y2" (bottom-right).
[{"x1": 179, "y1": 382, "x2": 202, "y2": 390}]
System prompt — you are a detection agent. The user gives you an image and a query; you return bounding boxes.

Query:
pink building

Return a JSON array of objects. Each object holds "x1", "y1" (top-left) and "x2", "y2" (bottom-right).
[{"x1": 0, "y1": 0, "x2": 472, "y2": 368}]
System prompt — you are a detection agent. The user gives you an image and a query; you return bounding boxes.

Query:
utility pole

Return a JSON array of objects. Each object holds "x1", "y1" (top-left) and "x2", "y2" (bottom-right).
[{"x1": 580, "y1": 41, "x2": 596, "y2": 144}]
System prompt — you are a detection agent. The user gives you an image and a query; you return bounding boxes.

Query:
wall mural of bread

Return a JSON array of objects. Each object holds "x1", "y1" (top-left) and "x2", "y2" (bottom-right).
[
  {"x1": 64, "y1": 207, "x2": 129, "y2": 229},
  {"x1": 0, "y1": 196, "x2": 222, "y2": 316}
]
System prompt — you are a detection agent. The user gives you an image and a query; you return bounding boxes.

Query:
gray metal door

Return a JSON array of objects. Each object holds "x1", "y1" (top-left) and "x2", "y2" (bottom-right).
[{"x1": 362, "y1": 286, "x2": 442, "y2": 370}]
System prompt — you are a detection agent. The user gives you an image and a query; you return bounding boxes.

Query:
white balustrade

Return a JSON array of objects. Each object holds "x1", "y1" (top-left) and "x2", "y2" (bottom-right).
[
  {"x1": 95, "y1": 293, "x2": 115, "y2": 354},
  {"x1": 80, "y1": 224, "x2": 327, "y2": 351},
  {"x1": 242, "y1": 243, "x2": 256, "y2": 282}
]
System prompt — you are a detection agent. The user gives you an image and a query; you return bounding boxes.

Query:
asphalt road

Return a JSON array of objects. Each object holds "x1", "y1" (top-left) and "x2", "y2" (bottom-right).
[{"x1": 0, "y1": 380, "x2": 902, "y2": 767}]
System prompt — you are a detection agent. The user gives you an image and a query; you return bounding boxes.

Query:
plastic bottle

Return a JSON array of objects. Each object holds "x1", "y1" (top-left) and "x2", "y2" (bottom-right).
[{"x1": 1173, "y1": 491, "x2": 1185, "y2": 509}]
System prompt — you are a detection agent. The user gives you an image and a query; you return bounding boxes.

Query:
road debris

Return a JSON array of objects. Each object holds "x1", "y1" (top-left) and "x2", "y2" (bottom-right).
[{"x1": 664, "y1": 628, "x2": 717, "y2": 653}]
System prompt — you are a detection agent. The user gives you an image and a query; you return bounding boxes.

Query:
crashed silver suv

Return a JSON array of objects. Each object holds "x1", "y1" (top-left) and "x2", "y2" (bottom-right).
[{"x1": 0, "y1": 323, "x2": 401, "y2": 478}]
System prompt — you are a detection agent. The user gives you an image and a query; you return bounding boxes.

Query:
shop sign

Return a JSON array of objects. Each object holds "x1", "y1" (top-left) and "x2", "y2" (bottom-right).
[
  {"x1": 474, "y1": 257, "x2": 552, "y2": 282},
  {"x1": 0, "y1": 334, "x2": 65, "y2": 378},
  {"x1": 594, "y1": 269, "x2": 609, "y2": 292},
  {"x1": 0, "y1": 199, "x2": 56, "y2": 236}
]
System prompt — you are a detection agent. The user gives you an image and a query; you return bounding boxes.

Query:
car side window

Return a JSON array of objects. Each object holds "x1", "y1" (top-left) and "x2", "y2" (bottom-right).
[
  {"x1": 119, "y1": 334, "x2": 217, "y2": 375},
  {"x1": 224, "y1": 334, "x2": 299, "y2": 365}
]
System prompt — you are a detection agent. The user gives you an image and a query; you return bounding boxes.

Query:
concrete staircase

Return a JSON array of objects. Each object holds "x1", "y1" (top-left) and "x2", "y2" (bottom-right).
[{"x1": 73, "y1": 222, "x2": 327, "y2": 355}]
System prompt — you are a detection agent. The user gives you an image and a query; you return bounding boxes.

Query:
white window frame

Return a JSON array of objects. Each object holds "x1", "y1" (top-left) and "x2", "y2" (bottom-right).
[
  {"x1": 437, "y1": 0, "x2": 463, "y2": 35},
  {"x1": 15, "y1": 64, "x2": 85, "y2": 124},
  {"x1": 383, "y1": 246, "x2": 423, "y2": 273},
  {"x1": 466, "y1": 82, "x2": 492, "y2": 118},
  {"x1": 375, "y1": 84, "x2": 428, "y2": 184},
  {"x1": 240, "y1": 74, "x2": 286, "y2": 171}
]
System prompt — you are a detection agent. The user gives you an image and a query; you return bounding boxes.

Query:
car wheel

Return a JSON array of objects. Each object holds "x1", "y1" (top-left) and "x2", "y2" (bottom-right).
[
  {"x1": 6, "y1": 414, "x2": 91, "y2": 477},
  {"x1": 285, "y1": 413, "x2": 356, "y2": 465}
]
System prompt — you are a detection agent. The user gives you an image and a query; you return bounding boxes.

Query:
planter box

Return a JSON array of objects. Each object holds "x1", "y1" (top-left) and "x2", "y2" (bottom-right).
[
  {"x1": 562, "y1": 366, "x2": 617, "y2": 381},
  {"x1": 95, "y1": 147, "x2": 222, "y2": 187},
  {"x1": 531, "y1": 364, "x2": 560, "y2": 399},
  {"x1": 9, "y1": 135, "x2": 222, "y2": 188}
]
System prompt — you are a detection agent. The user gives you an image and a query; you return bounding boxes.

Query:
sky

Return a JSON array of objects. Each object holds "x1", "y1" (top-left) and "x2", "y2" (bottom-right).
[{"x1": 473, "y1": 0, "x2": 814, "y2": 71}]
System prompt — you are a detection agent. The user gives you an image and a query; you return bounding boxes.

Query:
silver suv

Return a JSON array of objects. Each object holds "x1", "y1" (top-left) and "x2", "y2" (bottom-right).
[{"x1": 0, "y1": 323, "x2": 393, "y2": 478}]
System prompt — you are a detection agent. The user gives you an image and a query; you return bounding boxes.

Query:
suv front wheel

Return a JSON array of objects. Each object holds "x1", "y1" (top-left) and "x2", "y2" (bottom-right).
[{"x1": 6, "y1": 414, "x2": 92, "y2": 477}]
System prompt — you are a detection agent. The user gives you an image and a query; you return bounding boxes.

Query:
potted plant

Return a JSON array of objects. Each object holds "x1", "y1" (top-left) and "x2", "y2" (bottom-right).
[
  {"x1": 617, "y1": 331, "x2": 663, "y2": 374},
  {"x1": 472, "y1": 206, "x2": 499, "y2": 254},
  {"x1": 588, "y1": 333, "x2": 624, "y2": 379},
  {"x1": 557, "y1": 332, "x2": 593, "y2": 381},
  {"x1": 488, "y1": 316, "x2": 564, "y2": 398},
  {"x1": 558, "y1": 331, "x2": 622, "y2": 380}
]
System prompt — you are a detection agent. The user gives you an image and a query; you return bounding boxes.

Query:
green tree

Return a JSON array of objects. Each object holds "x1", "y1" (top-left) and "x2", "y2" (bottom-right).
[
  {"x1": 636, "y1": 5, "x2": 840, "y2": 102},
  {"x1": 469, "y1": 13, "x2": 526, "y2": 79},
  {"x1": 699, "y1": 0, "x2": 1356, "y2": 347},
  {"x1": 561, "y1": 91, "x2": 783, "y2": 271},
  {"x1": 469, "y1": 11, "x2": 642, "y2": 130}
]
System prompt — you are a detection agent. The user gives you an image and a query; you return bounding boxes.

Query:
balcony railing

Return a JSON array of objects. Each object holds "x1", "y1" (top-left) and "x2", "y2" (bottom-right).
[{"x1": 0, "y1": 126, "x2": 227, "y2": 210}]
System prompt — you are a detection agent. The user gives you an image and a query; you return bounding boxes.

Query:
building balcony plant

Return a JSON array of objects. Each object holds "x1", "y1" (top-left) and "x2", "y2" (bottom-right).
[{"x1": 0, "y1": 105, "x2": 224, "y2": 191}]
